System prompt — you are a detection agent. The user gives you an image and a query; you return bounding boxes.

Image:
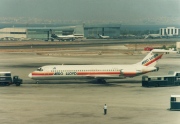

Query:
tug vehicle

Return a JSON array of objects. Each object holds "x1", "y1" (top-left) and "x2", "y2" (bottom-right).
[{"x1": 0, "y1": 72, "x2": 22, "y2": 86}]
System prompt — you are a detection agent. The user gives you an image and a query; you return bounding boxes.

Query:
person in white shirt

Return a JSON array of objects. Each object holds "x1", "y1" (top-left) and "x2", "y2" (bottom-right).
[{"x1": 103, "y1": 104, "x2": 107, "y2": 115}]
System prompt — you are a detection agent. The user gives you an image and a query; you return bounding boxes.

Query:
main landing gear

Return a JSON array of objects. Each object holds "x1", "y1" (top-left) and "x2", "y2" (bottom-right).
[{"x1": 97, "y1": 79, "x2": 107, "y2": 84}]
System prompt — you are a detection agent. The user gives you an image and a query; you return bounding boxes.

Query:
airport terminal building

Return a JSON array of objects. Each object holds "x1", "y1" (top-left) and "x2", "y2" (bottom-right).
[
  {"x1": 0, "y1": 25, "x2": 84, "y2": 41},
  {"x1": 84, "y1": 24, "x2": 121, "y2": 39},
  {"x1": 0, "y1": 25, "x2": 180, "y2": 41},
  {"x1": 0, "y1": 24, "x2": 121, "y2": 40}
]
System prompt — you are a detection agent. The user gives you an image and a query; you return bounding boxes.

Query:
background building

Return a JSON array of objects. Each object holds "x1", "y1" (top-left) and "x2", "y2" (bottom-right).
[
  {"x1": 0, "y1": 24, "x2": 121, "y2": 40},
  {"x1": 0, "y1": 25, "x2": 84, "y2": 41},
  {"x1": 1, "y1": 25, "x2": 179, "y2": 40},
  {"x1": 160, "y1": 27, "x2": 180, "y2": 37},
  {"x1": 84, "y1": 24, "x2": 121, "y2": 39},
  {"x1": 0, "y1": 28, "x2": 27, "y2": 40}
]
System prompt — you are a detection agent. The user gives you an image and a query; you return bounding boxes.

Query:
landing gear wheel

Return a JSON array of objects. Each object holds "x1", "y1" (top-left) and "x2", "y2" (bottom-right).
[
  {"x1": 16, "y1": 83, "x2": 20, "y2": 86},
  {"x1": 36, "y1": 80, "x2": 39, "y2": 84}
]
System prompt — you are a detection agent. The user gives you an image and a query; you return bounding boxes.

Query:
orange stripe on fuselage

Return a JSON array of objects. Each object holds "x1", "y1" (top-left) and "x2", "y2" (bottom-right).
[
  {"x1": 32, "y1": 72, "x2": 54, "y2": 76},
  {"x1": 123, "y1": 72, "x2": 137, "y2": 76},
  {"x1": 77, "y1": 72, "x2": 120, "y2": 75},
  {"x1": 31, "y1": 71, "x2": 142, "y2": 77},
  {"x1": 78, "y1": 71, "x2": 138, "y2": 77}
]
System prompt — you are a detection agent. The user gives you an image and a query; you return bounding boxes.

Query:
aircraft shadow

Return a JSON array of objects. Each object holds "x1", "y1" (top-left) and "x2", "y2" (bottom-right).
[{"x1": 26, "y1": 79, "x2": 141, "y2": 87}]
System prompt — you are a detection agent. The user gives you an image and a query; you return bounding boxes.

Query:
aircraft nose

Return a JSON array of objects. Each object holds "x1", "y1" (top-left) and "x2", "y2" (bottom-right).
[{"x1": 28, "y1": 73, "x2": 32, "y2": 78}]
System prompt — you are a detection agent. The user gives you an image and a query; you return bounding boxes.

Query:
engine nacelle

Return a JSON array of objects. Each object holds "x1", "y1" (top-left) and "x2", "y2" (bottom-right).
[{"x1": 120, "y1": 69, "x2": 142, "y2": 77}]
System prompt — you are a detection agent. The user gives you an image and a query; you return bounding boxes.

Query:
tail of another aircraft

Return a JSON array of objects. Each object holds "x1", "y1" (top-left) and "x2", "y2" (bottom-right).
[
  {"x1": 98, "y1": 34, "x2": 101, "y2": 37},
  {"x1": 49, "y1": 29, "x2": 58, "y2": 39},
  {"x1": 136, "y1": 49, "x2": 175, "y2": 67}
]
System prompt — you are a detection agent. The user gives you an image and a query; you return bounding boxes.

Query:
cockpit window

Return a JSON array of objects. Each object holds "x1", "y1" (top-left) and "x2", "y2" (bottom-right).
[{"x1": 37, "y1": 68, "x2": 43, "y2": 71}]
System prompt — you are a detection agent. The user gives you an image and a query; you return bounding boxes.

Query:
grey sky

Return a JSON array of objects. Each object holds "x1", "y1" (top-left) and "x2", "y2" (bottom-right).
[{"x1": 0, "y1": 0, "x2": 180, "y2": 24}]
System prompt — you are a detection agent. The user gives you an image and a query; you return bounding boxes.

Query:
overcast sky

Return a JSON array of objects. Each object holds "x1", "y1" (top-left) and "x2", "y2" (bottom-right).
[{"x1": 0, "y1": 0, "x2": 180, "y2": 24}]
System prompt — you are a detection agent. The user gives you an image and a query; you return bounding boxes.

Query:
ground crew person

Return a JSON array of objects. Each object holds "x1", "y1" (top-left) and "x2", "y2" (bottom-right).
[{"x1": 103, "y1": 104, "x2": 107, "y2": 115}]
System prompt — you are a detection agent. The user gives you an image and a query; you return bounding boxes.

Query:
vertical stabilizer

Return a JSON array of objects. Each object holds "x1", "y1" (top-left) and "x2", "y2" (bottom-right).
[{"x1": 136, "y1": 49, "x2": 173, "y2": 67}]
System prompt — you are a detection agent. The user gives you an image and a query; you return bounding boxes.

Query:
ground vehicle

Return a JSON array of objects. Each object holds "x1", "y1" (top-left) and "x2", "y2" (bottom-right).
[
  {"x1": 142, "y1": 71, "x2": 180, "y2": 87},
  {"x1": 0, "y1": 72, "x2": 22, "y2": 86},
  {"x1": 170, "y1": 95, "x2": 180, "y2": 111},
  {"x1": 144, "y1": 47, "x2": 153, "y2": 51}
]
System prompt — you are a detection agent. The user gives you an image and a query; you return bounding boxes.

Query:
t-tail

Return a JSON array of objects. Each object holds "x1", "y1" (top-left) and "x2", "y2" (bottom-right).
[{"x1": 136, "y1": 49, "x2": 175, "y2": 67}]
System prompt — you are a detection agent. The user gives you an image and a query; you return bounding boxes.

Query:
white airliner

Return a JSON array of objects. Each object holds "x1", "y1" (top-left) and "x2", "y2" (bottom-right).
[
  {"x1": 51, "y1": 33, "x2": 84, "y2": 41},
  {"x1": 144, "y1": 34, "x2": 162, "y2": 39},
  {"x1": 98, "y1": 34, "x2": 110, "y2": 39},
  {"x1": 28, "y1": 49, "x2": 175, "y2": 83}
]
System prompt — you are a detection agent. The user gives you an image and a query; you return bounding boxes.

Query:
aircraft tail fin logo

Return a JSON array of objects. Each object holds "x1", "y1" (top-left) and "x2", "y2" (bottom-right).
[{"x1": 136, "y1": 49, "x2": 174, "y2": 67}]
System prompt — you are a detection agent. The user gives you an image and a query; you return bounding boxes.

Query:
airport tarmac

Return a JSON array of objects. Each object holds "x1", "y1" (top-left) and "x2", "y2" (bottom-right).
[{"x1": 0, "y1": 44, "x2": 180, "y2": 124}]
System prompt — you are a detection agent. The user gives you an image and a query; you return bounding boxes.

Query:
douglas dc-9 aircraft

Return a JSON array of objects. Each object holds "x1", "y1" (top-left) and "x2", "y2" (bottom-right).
[{"x1": 28, "y1": 49, "x2": 175, "y2": 83}]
